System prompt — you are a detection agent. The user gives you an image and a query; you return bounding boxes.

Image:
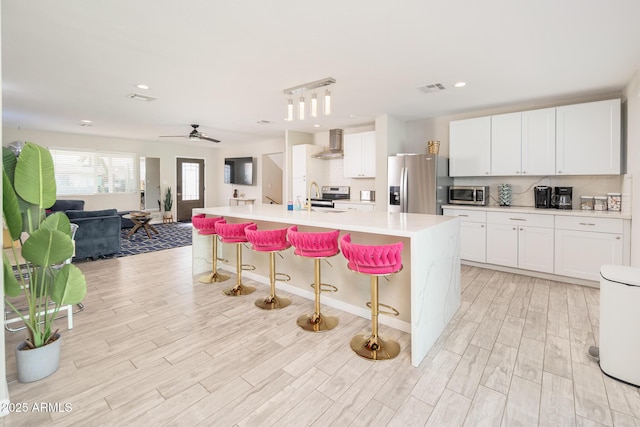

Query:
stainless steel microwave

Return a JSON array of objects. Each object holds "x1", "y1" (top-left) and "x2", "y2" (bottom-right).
[{"x1": 448, "y1": 186, "x2": 489, "y2": 206}]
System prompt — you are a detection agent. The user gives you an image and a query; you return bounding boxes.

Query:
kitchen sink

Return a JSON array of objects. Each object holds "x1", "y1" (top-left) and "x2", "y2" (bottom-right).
[{"x1": 311, "y1": 208, "x2": 347, "y2": 213}]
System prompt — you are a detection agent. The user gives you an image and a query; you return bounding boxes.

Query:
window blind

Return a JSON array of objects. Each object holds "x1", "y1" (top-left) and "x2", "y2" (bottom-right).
[{"x1": 50, "y1": 148, "x2": 137, "y2": 195}]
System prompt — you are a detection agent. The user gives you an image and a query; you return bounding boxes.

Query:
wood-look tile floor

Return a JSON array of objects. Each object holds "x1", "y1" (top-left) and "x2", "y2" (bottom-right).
[{"x1": 2, "y1": 246, "x2": 639, "y2": 426}]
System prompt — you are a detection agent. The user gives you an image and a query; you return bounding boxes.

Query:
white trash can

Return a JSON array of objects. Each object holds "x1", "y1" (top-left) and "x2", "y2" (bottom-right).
[{"x1": 599, "y1": 264, "x2": 640, "y2": 386}]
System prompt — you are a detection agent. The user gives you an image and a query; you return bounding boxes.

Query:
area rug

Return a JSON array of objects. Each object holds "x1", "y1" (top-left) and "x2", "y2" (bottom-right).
[{"x1": 117, "y1": 222, "x2": 192, "y2": 257}]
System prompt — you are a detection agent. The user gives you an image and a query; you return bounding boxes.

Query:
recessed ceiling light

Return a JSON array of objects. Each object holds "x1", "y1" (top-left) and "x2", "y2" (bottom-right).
[
  {"x1": 454, "y1": 82, "x2": 467, "y2": 88},
  {"x1": 349, "y1": 114, "x2": 357, "y2": 118},
  {"x1": 136, "y1": 84, "x2": 150, "y2": 90},
  {"x1": 80, "y1": 119, "x2": 92, "y2": 124},
  {"x1": 313, "y1": 124, "x2": 320, "y2": 128}
]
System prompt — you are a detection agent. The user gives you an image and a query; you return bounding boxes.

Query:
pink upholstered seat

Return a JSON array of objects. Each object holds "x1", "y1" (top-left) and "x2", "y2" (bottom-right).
[
  {"x1": 340, "y1": 234, "x2": 403, "y2": 275},
  {"x1": 192, "y1": 214, "x2": 224, "y2": 235},
  {"x1": 215, "y1": 220, "x2": 255, "y2": 243},
  {"x1": 245, "y1": 224, "x2": 291, "y2": 252},
  {"x1": 287, "y1": 226, "x2": 339, "y2": 258}
]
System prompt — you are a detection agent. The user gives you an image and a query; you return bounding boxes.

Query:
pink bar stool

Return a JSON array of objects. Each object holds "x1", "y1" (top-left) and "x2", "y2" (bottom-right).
[
  {"x1": 340, "y1": 234, "x2": 403, "y2": 360},
  {"x1": 287, "y1": 225, "x2": 340, "y2": 332},
  {"x1": 191, "y1": 214, "x2": 230, "y2": 283},
  {"x1": 215, "y1": 220, "x2": 257, "y2": 296},
  {"x1": 245, "y1": 224, "x2": 292, "y2": 310}
]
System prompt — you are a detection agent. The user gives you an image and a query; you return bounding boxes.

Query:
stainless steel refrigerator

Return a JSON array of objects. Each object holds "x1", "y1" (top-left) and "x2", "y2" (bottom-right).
[{"x1": 388, "y1": 154, "x2": 451, "y2": 214}]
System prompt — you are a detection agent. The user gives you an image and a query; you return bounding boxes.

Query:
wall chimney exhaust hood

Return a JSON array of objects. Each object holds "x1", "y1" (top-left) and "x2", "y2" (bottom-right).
[{"x1": 312, "y1": 129, "x2": 344, "y2": 159}]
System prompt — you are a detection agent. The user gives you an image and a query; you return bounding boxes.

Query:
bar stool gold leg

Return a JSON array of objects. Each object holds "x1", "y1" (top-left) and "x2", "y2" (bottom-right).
[
  {"x1": 199, "y1": 235, "x2": 230, "y2": 284},
  {"x1": 255, "y1": 252, "x2": 291, "y2": 310},
  {"x1": 223, "y1": 243, "x2": 256, "y2": 296},
  {"x1": 350, "y1": 276, "x2": 400, "y2": 360},
  {"x1": 297, "y1": 258, "x2": 338, "y2": 332}
]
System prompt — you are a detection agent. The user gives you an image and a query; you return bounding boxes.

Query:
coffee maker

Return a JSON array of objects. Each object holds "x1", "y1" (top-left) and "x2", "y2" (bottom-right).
[
  {"x1": 553, "y1": 186, "x2": 573, "y2": 209},
  {"x1": 534, "y1": 186, "x2": 552, "y2": 208}
]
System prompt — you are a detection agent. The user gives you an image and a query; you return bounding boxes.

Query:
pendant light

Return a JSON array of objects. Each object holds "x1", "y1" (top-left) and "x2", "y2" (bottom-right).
[
  {"x1": 282, "y1": 77, "x2": 336, "y2": 121},
  {"x1": 324, "y1": 88, "x2": 331, "y2": 116},
  {"x1": 298, "y1": 96, "x2": 305, "y2": 120},
  {"x1": 310, "y1": 93, "x2": 318, "y2": 118},
  {"x1": 286, "y1": 99, "x2": 294, "y2": 122}
]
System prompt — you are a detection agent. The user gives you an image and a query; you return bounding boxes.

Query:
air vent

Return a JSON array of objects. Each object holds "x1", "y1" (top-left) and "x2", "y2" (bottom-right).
[
  {"x1": 128, "y1": 93, "x2": 158, "y2": 102},
  {"x1": 417, "y1": 83, "x2": 446, "y2": 94}
]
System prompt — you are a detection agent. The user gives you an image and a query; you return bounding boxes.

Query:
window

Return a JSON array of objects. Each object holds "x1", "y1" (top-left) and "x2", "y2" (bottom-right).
[
  {"x1": 181, "y1": 161, "x2": 200, "y2": 201},
  {"x1": 50, "y1": 148, "x2": 137, "y2": 195}
]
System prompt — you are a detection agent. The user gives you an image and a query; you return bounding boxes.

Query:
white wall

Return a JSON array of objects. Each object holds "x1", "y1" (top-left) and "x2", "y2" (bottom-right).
[
  {"x1": 624, "y1": 70, "x2": 640, "y2": 266},
  {"x1": 215, "y1": 138, "x2": 284, "y2": 207},
  {"x1": 2, "y1": 128, "x2": 220, "y2": 214}
]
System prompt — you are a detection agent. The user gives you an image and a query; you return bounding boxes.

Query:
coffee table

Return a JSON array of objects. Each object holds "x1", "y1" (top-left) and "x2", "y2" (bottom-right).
[{"x1": 123, "y1": 213, "x2": 159, "y2": 239}]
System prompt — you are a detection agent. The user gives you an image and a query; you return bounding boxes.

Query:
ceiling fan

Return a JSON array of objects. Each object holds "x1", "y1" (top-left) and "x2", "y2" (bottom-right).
[{"x1": 160, "y1": 124, "x2": 221, "y2": 143}]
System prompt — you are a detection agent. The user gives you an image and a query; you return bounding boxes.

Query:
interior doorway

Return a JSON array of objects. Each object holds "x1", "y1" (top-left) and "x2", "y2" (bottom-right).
[
  {"x1": 176, "y1": 157, "x2": 205, "y2": 222},
  {"x1": 261, "y1": 152, "x2": 283, "y2": 204},
  {"x1": 140, "y1": 157, "x2": 161, "y2": 211}
]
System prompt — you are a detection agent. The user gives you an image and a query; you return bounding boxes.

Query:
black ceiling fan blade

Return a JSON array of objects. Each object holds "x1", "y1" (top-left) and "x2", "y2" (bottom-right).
[{"x1": 200, "y1": 135, "x2": 221, "y2": 143}]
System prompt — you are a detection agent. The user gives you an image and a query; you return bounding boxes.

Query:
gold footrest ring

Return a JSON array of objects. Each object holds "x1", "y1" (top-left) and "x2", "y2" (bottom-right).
[
  {"x1": 366, "y1": 302, "x2": 399, "y2": 317},
  {"x1": 309, "y1": 283, "x2": 339, "y2": 293},
  {"x1": 350, "y1": 334, "x2": 400, "y2": 360},
  {"x1": 198, "y1": 271, "x2": 231, "y2": 284},
  {"x1": 275, "y1": 272, "x2": 291, "y2": 282},
  {"x1": 222, "y1": 284, "x2": 256, "y2": 296},
  {"x1": 255, "y1": 295, "x2": 291, "y2": 310},
  {"x1": 296, "y1": 312, "x2": 338, "y2": 332},
  {"x1": 241, "y1": 264, "x2": 256, "y2": 271},
  {"x1": 217, "y1": 257, "x2": 229, "y2": 263}
]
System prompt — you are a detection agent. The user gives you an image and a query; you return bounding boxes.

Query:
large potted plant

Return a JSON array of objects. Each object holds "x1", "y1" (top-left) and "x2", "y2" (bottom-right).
[
  {"x1": 2, "y1": 142, "x2": 87, "y2": 382},
  {"x1": 163, "y1": 186, "x2": 173, "y2": 220}
]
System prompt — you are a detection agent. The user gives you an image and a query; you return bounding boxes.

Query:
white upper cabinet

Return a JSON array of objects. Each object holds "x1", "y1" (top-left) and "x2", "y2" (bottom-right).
[
  {"x1": 521, "y1": 107, "x2": 556, "y2": 175},
  {"x1": 449, "y1": 116, "x2": 491, "y2": 177},
  {"x1": 490, "y1": 112, "x2": 522, "y2": 176},
  {"x1": 556, "y1": 98, "x2": 621, "y2": 175},
  {"x1": 343, "y1": 131, "x2": 376, "y2": 178}
]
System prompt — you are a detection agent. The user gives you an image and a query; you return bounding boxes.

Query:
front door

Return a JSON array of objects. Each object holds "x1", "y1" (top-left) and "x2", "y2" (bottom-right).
[{"x1": 176, "y1": 158, "x2": 205, "y2": 222}]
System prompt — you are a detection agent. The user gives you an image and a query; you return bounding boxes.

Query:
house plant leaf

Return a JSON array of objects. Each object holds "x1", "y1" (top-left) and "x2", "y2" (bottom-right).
[
  {"x1": 14, "y1": 142, "x2": 56, "y2": 208},
  {"x1": 51, "y1": 264, "x2": 87, "y2": 306},
  {"x1": 2, "y1": 146, "x2": 17, "y2": 184},
  {"x1": 39, "y1": 211, "x2": 71, "y2": 236},
  {"x1": 3, "y1": 169, "x2": 22, "y2": 240},
  {"x1": 3, "y1": 253, "x2": 22, "y2": 297},
  {"x1": 22, "y1": 228, "x2": 73, "y2": 266}
]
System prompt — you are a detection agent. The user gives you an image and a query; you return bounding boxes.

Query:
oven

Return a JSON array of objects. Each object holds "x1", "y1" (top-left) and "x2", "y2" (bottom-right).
[{"x1": 310, "y1": 186, "x2": 350, "y2": 208}]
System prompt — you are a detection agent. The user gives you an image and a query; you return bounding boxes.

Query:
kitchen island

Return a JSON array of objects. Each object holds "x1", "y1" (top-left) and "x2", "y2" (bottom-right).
[{"x1": 192, "y1": 204, "x2": 460, "y2": 367}]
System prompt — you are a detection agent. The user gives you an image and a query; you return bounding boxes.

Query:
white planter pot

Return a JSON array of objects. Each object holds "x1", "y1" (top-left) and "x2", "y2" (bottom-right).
[{"x1": 15, "y1": 333, "x2": 61, "y2": 383}]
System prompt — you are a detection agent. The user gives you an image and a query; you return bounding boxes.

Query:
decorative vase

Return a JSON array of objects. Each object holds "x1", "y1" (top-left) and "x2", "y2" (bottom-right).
[
  {"x1": 498, "y1": 184, "x2": 512, "y2": 206},
  {"x1": 15, "y1": 333, "x2": 61, "y2": 383}
]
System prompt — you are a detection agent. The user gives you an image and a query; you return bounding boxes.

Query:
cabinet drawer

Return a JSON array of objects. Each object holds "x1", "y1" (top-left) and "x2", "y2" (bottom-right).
[
  {"x1": 443, "y1": 209, "x2": 486, "y2": 223},
  {"x1": 487, "y1": 211, "x2": 554, "y2": 228},
  {"x1": 555, "y1": 216, "x2": 623, "y2": 234}
]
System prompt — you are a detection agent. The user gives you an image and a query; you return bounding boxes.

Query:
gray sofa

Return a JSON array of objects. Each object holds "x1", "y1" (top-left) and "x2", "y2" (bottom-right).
[{"x1": 64, "y1": 209, "x2": 122, "y2": 260}]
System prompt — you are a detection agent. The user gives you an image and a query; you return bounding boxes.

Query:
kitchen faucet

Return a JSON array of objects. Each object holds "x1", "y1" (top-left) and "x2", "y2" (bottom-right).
[{"x1": 308, "y1": 181, "x2": 320, "y2": 212}]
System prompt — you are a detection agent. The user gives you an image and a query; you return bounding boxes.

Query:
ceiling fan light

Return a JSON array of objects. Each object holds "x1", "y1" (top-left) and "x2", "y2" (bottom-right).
[
  {"x1": 298, "y1": 96, "x2": 305, "y2": 120},
  {"x1": 324, "y1": 89, "x2": 331, "y2": 116},
  {"x1": 310, "y1": 93, "x2": 318, "y2": 118},
  {"x1": 286, "y1": 99, "x2": 294, "y2": 122}
]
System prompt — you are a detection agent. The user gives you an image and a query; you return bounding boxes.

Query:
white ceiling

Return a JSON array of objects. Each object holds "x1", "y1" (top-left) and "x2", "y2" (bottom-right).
[{"x1": 3, "y1": 1, "x2": 640, "y2": 147}]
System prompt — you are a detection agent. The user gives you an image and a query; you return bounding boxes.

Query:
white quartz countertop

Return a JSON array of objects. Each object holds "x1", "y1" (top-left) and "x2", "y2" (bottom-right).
[
  {"x1": 195, "y1": 204, "x2": 457, "y2": 238},
  {"x1": 442, "y1": 204, "x2": 631, "y2": 220}
]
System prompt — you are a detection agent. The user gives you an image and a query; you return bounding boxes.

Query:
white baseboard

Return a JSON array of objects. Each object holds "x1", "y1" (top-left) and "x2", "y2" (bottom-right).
[{"x1": 462, "y1": 261, "x2": 600, "y2": 288}]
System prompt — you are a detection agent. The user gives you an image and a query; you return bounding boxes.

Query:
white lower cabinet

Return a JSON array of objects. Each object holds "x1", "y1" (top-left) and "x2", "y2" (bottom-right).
[
  {"x1": 443, "y1": 208, "x2": 486, "y2": 263},
  {"x1": 554, "y1": 216, "x2": 624, "y2": 281},
  {"x1": 486, "y1": 212, "x2": 554, "y2": 273}
]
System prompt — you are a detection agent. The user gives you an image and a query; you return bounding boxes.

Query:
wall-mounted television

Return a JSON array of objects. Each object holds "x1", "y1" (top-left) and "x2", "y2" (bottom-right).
[{"x1": 224, "y1": 156, "x2": 255, "y2": 185}]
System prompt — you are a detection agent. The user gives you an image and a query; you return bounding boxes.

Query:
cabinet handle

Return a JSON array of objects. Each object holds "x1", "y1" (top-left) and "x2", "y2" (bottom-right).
[
  {"x1": 458, "y1": 214, "x2": 469, "y2": 217},
  {"x1": 579, "y1": 222, "x2": 596, "y2": 226},
  {"x1": 520, "y1": 228, "x2": 524, "y2": 231},
  {"x1": 558, "y1": 170, "x2": 562, "y2": 174},
  {"x1": 522, "y1": 171, "x2": 527, "y2": 174},
  {"x1": 509, "y1": 218, "x2": 527, "y2": 221},
  {"x1": 515, "y1": 171, "x2": 520, "y2": 174},
  {"x1": 616, "y1": 236, "x2": 621, "y2": 240},
  {"x1": 480, "y1": 225, "x2": 485, "y2": 228},
  {"x1": 512, "y1": 227, "x2": 516, "y2": 230}
]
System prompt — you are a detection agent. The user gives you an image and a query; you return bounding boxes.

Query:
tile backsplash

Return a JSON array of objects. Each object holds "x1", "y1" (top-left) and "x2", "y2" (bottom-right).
[
  {"x1": 454, "y1": 174, "x2": 626, "y2": 210},
  {"x1": 320, "y1": 158, "x2": 376, "y2": 201}
]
